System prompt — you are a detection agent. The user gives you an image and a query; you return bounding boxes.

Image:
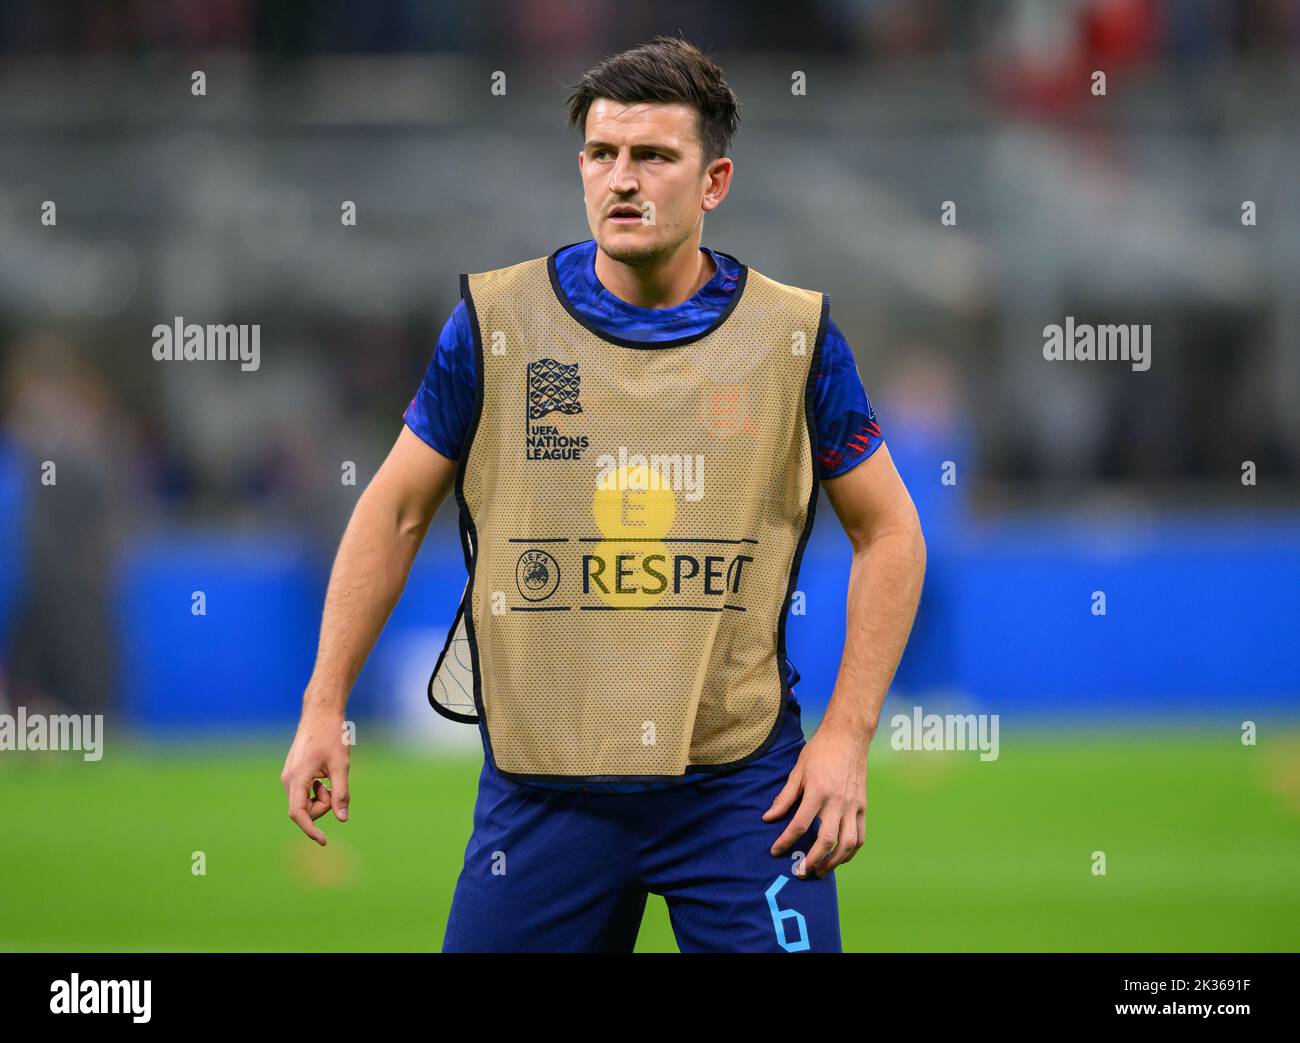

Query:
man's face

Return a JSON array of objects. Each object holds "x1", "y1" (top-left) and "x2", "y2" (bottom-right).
[{"x1": 578, "y1": 98, "x2": 729, "y2": 267}]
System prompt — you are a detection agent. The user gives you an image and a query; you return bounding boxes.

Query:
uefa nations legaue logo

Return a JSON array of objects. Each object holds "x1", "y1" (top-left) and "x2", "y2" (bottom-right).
[{"x1": 525, "y1": 358, "x2": 589, "y2": 461}]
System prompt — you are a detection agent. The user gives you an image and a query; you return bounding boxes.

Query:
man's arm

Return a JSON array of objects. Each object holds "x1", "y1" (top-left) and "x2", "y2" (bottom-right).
[
  {"x1": 765, "y1": 442, "x2": 926, "y2": 876},
  {"x1": 280, "y1": 426, "x2": 458, "y2": 845}
]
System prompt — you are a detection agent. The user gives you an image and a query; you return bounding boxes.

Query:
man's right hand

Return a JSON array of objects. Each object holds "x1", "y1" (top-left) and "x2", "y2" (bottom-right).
[
  {"x1": 276, "y1": 427, "x2": 457, "y2": 846},
  {"x1": 281, "y1": 706, "x2": 350, "y2": 846}
]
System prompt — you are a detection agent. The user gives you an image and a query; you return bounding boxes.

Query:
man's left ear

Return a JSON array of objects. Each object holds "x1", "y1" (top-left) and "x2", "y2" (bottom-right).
[{"x1": 702, "y1": 158, "x2": 733, "y2": 213}]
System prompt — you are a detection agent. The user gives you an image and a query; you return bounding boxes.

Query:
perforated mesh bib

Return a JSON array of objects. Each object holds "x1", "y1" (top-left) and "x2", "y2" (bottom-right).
[{"x1": 428, "y1": 247, "x2": 827, "y2": 782}]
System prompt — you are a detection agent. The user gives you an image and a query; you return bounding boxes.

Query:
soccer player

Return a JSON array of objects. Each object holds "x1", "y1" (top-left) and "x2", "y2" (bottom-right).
[{"x1": 281, "y1": 36, "x2": 925, "y2": 953}]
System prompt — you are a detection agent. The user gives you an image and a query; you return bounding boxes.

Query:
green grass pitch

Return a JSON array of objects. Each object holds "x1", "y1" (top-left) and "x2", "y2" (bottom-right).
[{"x1": 2, "y1": 726, "x2": 1297, "y2": 952}]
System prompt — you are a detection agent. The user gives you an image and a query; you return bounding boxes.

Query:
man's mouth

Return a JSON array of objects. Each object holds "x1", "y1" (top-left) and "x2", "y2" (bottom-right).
[{"x1": 607, "y1": 205, "x2": 643, "y2": 223}]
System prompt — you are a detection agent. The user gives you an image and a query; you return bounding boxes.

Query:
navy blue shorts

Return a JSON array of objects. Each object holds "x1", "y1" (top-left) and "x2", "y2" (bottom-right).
[{"x1": 442, "y1": 699, "x2": 842, "y2": 952}]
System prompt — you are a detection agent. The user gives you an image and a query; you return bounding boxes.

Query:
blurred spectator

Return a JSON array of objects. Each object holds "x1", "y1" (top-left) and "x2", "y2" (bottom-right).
[{"x1": 1, "y1": 333, "x2": 139, "y2": 715}]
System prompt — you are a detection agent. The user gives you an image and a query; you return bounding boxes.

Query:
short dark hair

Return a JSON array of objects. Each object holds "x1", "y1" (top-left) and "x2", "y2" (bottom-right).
[{"x1": 566, "y1": 35, "x2": 741, "y2": 165}]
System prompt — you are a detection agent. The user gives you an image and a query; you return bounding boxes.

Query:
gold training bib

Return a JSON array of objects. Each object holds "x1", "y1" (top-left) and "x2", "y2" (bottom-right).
[{"x1": 428, "y1": 245, "x2": 827, "y2": 783}]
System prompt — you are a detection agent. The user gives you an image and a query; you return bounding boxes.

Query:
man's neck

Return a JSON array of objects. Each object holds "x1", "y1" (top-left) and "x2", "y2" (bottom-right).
[{"x1": 592, "y1": 238, "x2": 717, "y2": 310}]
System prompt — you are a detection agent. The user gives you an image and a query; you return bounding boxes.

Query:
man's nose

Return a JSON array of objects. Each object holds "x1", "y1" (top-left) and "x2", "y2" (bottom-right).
[{"x1": 608, "y1": 153, "x2": 638, "y2": 194}]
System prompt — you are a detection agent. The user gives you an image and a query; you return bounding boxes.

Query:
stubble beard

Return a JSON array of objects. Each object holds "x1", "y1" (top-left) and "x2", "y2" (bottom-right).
[{"x1": 596, "y1": 221, "x2": 691, "y2": 269}]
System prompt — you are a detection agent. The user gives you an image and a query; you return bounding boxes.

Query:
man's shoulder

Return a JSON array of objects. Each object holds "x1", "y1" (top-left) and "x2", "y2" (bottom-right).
[
  {"x1": 456, "y1": 253, "x2": 559, "y2": 314},
  {"x1": 741, "y1": 262, "x2": 828, "y2": 321},
  {"x1": 463, "y1": 254, "x2": 550, "y2": 281},
  {"x1": 465, "y1": 243, "x2": 587, "y2": 283}
]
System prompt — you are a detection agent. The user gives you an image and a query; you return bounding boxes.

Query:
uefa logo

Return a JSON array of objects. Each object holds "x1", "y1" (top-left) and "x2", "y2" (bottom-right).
[{"x1": 516, "y1": 549, "x2": 560, "y2": 601}]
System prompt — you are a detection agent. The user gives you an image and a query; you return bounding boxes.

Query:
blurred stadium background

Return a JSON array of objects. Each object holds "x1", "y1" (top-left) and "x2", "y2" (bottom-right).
[{"x1": 1, "y1": 0, "x2": 1297, "y2": 952}]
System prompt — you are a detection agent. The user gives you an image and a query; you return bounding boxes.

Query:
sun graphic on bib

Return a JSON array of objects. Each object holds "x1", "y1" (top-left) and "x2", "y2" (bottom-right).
[{"x1": 590, "y1": 463, "x2": 677, "y2": 608}]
